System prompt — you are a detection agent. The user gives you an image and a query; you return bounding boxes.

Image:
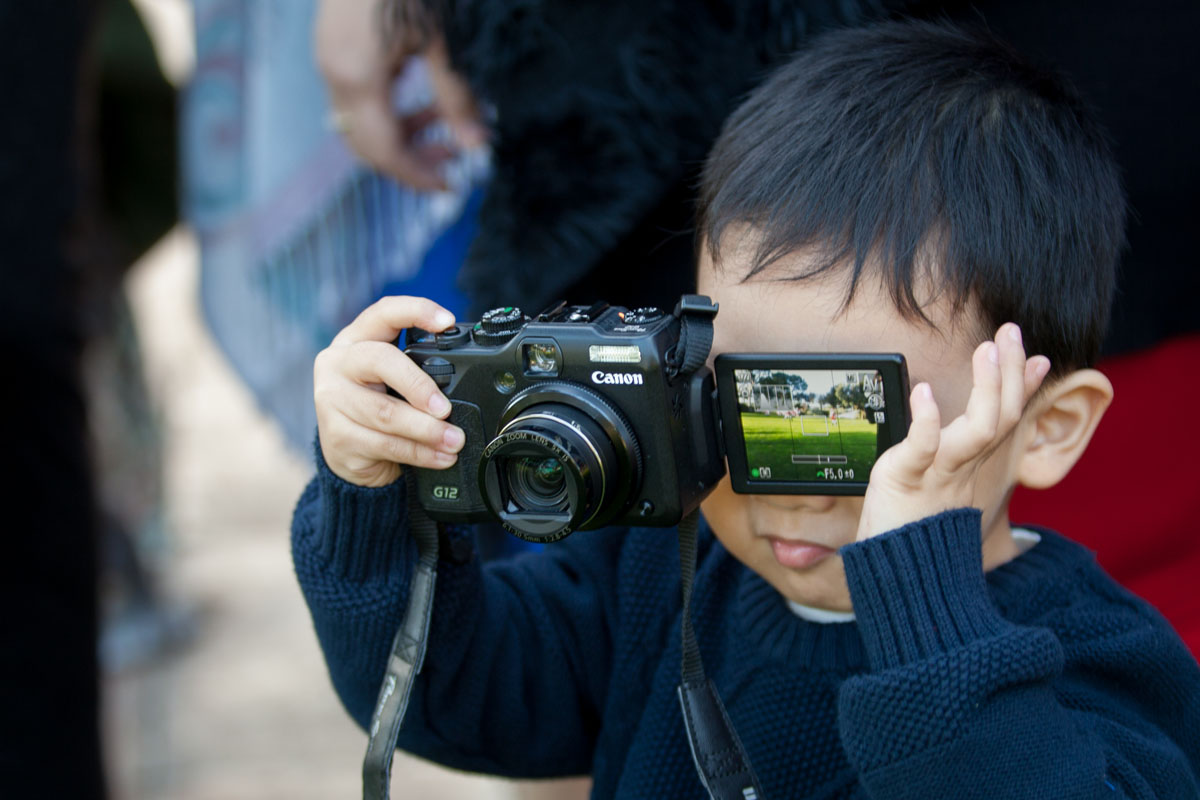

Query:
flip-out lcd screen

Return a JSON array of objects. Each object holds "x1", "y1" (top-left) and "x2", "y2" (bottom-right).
[
  {"x1": 715, "y1": 354, "x2": 910, "y2": 495},
  {"x1": 735, "y1": 368, "x2": 887, "y2": 484}
]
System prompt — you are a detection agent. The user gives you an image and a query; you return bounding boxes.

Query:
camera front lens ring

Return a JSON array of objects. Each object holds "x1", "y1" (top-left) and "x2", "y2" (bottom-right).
[
  {"x1": 497, "y1": 411, "x2": 609, "y2": 515},
  {"x1": 479, "y1": 406, "x2": 616, "y2": 542}
]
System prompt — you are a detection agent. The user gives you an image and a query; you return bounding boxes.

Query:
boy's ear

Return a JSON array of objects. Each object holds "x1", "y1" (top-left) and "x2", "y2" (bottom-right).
[{"x1": 1016, "y1": 368, "x2": 1114, "y2": 490}]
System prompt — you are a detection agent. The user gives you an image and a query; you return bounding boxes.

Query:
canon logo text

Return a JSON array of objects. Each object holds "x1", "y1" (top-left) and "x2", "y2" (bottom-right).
[{"x1": 591, "y1": 370, "x2": 644, "y2": 386}]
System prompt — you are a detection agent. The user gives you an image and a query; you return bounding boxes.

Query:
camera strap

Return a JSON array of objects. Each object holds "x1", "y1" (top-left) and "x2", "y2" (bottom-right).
[
  {"x1": 669, "y1": 295, "x2": 764, "y2": 798},
  {"x1": 361, "y1": 471, "x2": 440, "y2": 800},
  {"x1": 676, "y1": 512, "x2": 767, "y2": 800},
  {"x1": 667, "y1": 295, "x2": 718, "y2": 379}
]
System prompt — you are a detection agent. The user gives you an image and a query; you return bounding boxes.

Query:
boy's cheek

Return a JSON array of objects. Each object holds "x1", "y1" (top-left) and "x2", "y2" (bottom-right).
[{"x1": 699, "y1": 477, "x2": 745, "y2": 541}]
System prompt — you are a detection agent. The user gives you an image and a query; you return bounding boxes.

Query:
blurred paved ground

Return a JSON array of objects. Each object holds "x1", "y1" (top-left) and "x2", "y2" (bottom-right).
[{"x1": 104, "y1": 228, "x2": 583, "y2": 799}]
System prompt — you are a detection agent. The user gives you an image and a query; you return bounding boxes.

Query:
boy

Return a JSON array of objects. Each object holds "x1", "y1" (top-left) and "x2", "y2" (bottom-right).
[{"x1": 293, "y1": 20, "x2": 1200, "y2": 798}]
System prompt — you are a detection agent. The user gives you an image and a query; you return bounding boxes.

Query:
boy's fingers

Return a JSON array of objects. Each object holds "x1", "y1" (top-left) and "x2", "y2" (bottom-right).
[
  {"x1": 938, "y1": 340, "x2": 1001, "y2": 469},
  {"x1": 964, "y1": 339, "x2": 1002, "y2": 440},
  {"x1": 333, "y1": 296, "x2": 455, "y2": 345},
  {"x1": 352, "y1": 423, "x2": 458, "y2": 470},
  {"x1": 996, "y1": 323, "x2": 1028, "y2": 431},
  {"x1": 893, "y1": 383, "x2": 940, "y2": 479},
  {"x1": 337, "y1": 380, "x2": 464, "y2": 452},
  {"x1": 339, "y1": 340, "x2": 452, "y2": 418},
  {"x1": 1024, "y1": 355, "x2": 1051, "y2": 399}
]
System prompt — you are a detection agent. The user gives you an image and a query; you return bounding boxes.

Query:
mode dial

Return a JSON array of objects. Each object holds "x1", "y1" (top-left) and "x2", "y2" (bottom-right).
[
  {"x1": 620, "y1": 307, "x2": 664, "y2": 325},
  {"x1": 473, "y1": 306, "x2": 528, "y2": 345}
]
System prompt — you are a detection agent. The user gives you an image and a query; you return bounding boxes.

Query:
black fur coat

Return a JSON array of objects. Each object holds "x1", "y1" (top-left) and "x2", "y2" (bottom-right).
[{"x1": 428, "y1": 0, "x2": 890, "y2": 316}]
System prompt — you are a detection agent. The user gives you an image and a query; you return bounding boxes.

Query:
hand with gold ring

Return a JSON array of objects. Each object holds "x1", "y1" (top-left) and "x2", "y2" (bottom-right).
[{"x1": 315, "y1": 0, "x2": 487, "y2": 191}]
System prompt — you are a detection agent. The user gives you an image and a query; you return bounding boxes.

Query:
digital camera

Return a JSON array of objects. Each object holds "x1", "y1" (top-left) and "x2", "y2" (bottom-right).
[
  {"x1": 405, "y1": 296, "x2": 912, "y2": 542},
  {"x1": 404, "y1": 297, "x2": 725, "y2": 542}
]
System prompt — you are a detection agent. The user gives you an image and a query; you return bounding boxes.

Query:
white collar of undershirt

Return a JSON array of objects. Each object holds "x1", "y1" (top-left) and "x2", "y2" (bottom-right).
[
  {"x1": 1011, "y1": 527, "x2": 1041, "y2": 552},
  {"x1": 785, "y1": 601, "x2": 857, "y2": 624},
  {"x1": 783, "y1": 527, "x2": 1043, "y2": 624}
]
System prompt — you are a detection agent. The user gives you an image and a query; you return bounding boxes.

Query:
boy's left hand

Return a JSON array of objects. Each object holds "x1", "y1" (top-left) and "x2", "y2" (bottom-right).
[{"x1": 856, "y1": 323, "x2": 1051, "y2": 542}]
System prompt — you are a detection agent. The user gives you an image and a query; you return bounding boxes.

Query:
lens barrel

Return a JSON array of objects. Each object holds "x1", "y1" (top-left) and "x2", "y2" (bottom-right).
[{"x1": 479, "y1": 386, "x2": 640, "y2": 541}]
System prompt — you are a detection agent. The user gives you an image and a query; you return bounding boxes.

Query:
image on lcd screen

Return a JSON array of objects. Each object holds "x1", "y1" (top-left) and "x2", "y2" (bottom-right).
[{"x1": 735, "y1": 368, "x2": 887, "y2": 483}]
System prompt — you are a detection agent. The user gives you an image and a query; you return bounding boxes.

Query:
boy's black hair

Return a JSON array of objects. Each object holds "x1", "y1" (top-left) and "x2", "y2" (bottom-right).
[{"x1": 698, "y1": 19, "x2": 1126, "y2": 375}]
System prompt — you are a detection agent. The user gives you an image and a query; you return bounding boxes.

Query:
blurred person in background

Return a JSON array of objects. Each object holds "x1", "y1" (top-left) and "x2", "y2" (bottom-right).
[
  {"x1": 184, "y1": 0, "x2": 488, "y2": 461},
  {"x1": 0, "y1": 3, "x2": 106, "y2": 796},
  {"x1": 89, "y1": 0, "x2": 187, "y2": 676},
  {"x1": 0, "y1": 0, "x2": 178, "y2": 796}
]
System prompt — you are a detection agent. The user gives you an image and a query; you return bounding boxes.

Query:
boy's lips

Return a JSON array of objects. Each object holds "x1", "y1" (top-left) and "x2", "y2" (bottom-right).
[{"x1": 767, "y1": 537, "x2": 837, "y2": 569}]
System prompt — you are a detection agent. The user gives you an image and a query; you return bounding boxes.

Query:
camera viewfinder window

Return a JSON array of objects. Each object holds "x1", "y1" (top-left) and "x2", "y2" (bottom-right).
[{"x1": 735, "y1": 369, "x2": 886, "y2": 484}]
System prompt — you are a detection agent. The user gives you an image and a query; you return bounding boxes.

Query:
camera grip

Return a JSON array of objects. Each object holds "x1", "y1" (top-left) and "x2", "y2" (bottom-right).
[{"x1": 412, "y1": 401, "x2": 489, "y2": 520}]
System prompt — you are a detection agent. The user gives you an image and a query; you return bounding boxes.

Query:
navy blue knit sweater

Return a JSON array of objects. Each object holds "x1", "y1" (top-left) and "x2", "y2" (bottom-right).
[{"x1": 292, "y1": 455, "x2": 1200, "y2": 798}]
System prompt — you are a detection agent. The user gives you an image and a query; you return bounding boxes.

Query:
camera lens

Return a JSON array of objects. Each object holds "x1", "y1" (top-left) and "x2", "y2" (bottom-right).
[
  {"x1": 479, "y1": 385, "x2": 641, "y2": 542},
  {"x1": 507, "y1": 456, "x2": 567, "y2": 509}
]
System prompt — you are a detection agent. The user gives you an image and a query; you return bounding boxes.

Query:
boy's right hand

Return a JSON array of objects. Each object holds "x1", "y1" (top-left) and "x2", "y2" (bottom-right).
[{"x1": 314, "y1": 296, "x2": 466, "y2": 487}]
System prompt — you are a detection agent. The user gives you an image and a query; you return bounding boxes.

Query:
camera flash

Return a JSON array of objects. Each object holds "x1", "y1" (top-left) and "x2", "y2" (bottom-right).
[{"x1": 588, "y1": 345, "x2": 642, "y2": 364}]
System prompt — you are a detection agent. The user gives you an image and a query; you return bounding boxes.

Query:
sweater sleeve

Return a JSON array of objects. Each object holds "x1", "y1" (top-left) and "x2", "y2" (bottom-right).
[
  {"x1": 291, "y1": 449, "x2": 622, "y2": 778},
  {"x1": 836, "y1": 509, "x2": 1200, "y2": 799}
]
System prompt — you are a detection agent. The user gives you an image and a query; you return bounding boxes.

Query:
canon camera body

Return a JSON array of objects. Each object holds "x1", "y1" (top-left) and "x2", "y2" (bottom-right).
[{"x1": 404, "y1": 297, "x2": 725, "y2": 542}]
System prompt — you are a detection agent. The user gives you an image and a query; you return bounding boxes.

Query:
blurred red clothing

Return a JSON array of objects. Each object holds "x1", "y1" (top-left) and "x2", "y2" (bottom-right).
[{"x1": 1011, "y1": 334, "x2": 1200, "y2": 660}]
